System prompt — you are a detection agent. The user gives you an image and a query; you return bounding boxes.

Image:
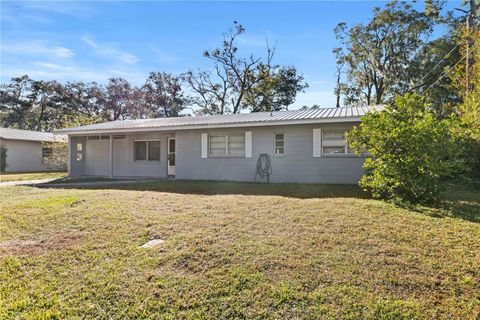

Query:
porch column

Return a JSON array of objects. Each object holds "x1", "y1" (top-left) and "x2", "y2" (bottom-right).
[
  {"x1": 109, "y1": 134, "x2": 113, "y2": 178},
  {"x1": 67, "y1": 136, "x2": 71, "y2": 176}
]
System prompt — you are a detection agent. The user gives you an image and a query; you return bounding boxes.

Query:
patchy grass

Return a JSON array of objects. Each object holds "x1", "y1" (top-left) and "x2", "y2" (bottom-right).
[
  {"x1": 0, "y1": 172, "x2": 67, "y2": 182},
  {"x1": 0, "y1": 181, "x2": 479, "y2": 319}
]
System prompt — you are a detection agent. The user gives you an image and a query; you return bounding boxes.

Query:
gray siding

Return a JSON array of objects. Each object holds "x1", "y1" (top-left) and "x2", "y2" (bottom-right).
[
  {"x1": 67, "y1": 123, "x2": 365, "y2": 184},
  {"x1": 175, "y1": 123, "x2": 365, "y2": 184},
  {"x1": 68, "y1": 133, "x2": 171, "y2": 178}
]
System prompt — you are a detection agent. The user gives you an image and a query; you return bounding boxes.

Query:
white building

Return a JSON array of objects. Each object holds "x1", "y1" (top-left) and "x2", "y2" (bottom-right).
[{"x1": 0, "y1": 128, "x2": 66, "y2": 172}]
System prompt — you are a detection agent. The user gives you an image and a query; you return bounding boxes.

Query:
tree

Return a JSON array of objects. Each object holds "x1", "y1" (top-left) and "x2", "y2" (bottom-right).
[
  {"x1": 243, "y1": 65, "x2": 308, "y2": 112},
  {"x1": 0, "y1": 75, "x2": 35, "y2": 129},
  {"x1": 449, "y1": 20, "x2": 480, "y2": 182},
  {"x1": 104, "y1": 78, "x2": 137, "y2": 121},
  {"x1": 0, "y1": 145, "x2": 7, "y2": 172},
  {"x1": 143, "y1": 72, "x2": 186, "y2": 117},
  {"x1": 0, "y1": 76, "x2": 65, "y2": 131},
  {"x1": 41, "y1": 141, "x2": 68, "y2": 172},
  {"x1": 184, "y1": 22, "x2": 307, "y2": 114},
  {"x1": 333, "y1": 1, "x2": 443, "y2": 106},
  {"x1": 183, "y1": 22, "x2": 263, "y2": 115},
  {"x1": 347, "y1": 94, "x2": 463, "y2": 205}
]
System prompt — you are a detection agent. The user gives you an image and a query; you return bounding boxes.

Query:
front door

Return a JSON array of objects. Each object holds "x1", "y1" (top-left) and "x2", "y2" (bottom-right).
[{"x1": 167, "y1": 138, "x2": 175, "y2": 176}]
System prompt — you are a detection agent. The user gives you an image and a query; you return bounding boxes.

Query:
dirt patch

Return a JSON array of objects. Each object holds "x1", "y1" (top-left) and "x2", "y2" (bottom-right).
[{"x1": 0, "y1": 232, "x2": 84, "y2": 257}]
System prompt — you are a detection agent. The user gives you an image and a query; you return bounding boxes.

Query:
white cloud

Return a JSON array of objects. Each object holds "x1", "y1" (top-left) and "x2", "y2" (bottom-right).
[
  {"x1": 2, "y1": 41, "x2": 74, "y2": 58},
  {"x1": 2, "y1": 61, "x2": 146, "y2": 85},
  {"x1": 81, "y1": 35, "x2": 138, "y2": 64}
]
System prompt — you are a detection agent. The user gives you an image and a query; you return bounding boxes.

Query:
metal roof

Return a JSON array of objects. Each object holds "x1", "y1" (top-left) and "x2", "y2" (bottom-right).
[
  {"x1": 59, "y1": 105, "x2": 382, "y2": 135},
  {"x1": 0, "y1": 127, "x2": 67, "y2": 142}
]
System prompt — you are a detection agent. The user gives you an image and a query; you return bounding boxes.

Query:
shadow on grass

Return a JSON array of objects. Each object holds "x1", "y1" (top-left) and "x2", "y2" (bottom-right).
[
  {"x1": 39, "y1": 178, "x2": 369, "y2": 200},
  {"x1": 414, "y1": 188, "x2": 480, "y2": 223},
  {"x1": 36, "y1": 179, "x2": 479, "y2": 222}
]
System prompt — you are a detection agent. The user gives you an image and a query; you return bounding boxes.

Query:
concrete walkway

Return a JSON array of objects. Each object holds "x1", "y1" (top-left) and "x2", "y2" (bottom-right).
[{"x1": 0, "y1": 178, "x2": 60, "y2": 187}]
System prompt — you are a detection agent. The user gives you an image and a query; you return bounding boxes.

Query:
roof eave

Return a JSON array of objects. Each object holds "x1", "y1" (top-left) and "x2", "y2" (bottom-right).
[{"x1": 58, "y1": 116, "x2": 362, "y2": 136}]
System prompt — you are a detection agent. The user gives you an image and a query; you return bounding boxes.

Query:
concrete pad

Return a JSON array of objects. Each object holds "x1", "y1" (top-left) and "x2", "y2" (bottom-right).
[{"x1": 140, "y1": 239, "x2": 165, "y2": 249}]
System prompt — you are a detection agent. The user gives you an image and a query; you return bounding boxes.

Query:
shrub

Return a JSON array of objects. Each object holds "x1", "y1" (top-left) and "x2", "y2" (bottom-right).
[
  {"x1": 0, "y1": 145, "x2": 7, "y2": 172},
  {"x1": 41, "y1": 142, "x2": 68, "y2": 172},
  {"x1": 347, "y1": 93, "x2": 465, "y2": 205}
]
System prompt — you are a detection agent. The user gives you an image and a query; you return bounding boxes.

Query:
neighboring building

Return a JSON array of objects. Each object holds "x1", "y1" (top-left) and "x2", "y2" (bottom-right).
[
  {"x1": 0, "y1": 128, "x2": 67, "y2": 172},
  {"x1": 59, "y1": 106, "x2": 380, "y2": 184}
]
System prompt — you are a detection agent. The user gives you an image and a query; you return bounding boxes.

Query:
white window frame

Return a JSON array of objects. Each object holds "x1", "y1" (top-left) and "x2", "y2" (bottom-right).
[
  {"x1": 76, "y1": 143, "x2": 82, "y2": 162},
  {"x1": 208, "y1": 134, "x2": 245, "y2": 158},
  {"x1": 321, "y1": 130, "x2": 357, "y2": 157},
  {"x1": 134, "y1": 140, "x2": 161, "y2": 163},
  {"x1": 273, "y1": 133, "x2": 285, "y2": 157}
]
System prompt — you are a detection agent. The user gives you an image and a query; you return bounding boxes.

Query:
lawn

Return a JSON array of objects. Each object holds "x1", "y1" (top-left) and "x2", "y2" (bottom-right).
[
  {"x1": 0, "y1": 181, "x2": 479, "y2": 319},
  {"x1": 0, "y1": 172, "x2": 67, "y2": 183}
]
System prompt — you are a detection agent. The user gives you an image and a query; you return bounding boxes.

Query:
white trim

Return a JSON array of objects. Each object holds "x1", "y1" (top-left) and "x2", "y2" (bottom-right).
[
  {"x1": 273, "y1": 132, "x2": 285, "y2": 157},
  {"x1": 313, "y1": 129, "x2": 322, "y2": 157},
  {"x1": 109, "y1": 135, "x2": 113, "y2": 178},
  {"x1": 167, "y1": 137, "x2": 175, "y2": 176},
  {"x1": 59, "y1": 117, "x2": 363, "y2": 135},
  {"x1": 67, "y1": 136, "x2": 71, "y2": 176},
  {"x1": 245, "y1": 131, "x2": 252, "y2": 158},
  {"x1": 201, "y1": 133, "x2": 208, "y2": 158}
]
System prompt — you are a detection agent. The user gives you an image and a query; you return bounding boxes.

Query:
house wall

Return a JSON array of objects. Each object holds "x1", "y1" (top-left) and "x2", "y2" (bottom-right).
[
  {"x1": 0, "y1": 139, "x2": 48, "y2": 172},
  {"x1": 69, "y1": 133, "x2": 171, "y2": 178},
  {"x1": 176, "y1": 123, "x2": 364, "y2": 184},
  {"x1": 68, "y1": 123, "x2": 365, "y2": 184}
]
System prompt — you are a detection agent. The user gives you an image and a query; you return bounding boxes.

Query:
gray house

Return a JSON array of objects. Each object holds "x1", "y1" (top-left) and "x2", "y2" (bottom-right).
[
  {"x1": 59, "y1": 106, "x2": 378, "y2": 184},
  {"x1": 0, "y1": 128, "x2": 67, "y2": 172}
]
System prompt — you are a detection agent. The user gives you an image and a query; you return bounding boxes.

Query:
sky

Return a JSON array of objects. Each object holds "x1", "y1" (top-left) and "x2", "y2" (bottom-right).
[{"x1": 0, "y1": 0, "x2": 463, "y2": 109}]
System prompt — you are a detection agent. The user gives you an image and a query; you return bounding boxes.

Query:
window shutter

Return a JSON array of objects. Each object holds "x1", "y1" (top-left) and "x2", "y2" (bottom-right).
[
  {"x1": 313, "y1": 129, "x2": 322, "y2": 157},
  {"x1": 245, "y1": 131, "x2": 252, "y2": 158},
  {"x1": 201, "y1": 133, "x2": 208, "y2": 158}
]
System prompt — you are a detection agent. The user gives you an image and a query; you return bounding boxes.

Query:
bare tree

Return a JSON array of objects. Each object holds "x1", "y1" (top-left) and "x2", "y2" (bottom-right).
[{"x1": 183, "y1": 22, "x2": 275, "y2": 114}]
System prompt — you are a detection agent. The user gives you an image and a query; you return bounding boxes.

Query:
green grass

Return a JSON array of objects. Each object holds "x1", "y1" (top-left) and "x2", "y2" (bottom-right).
[
  {"x1": 0, "y1": 181, "x2": 479, "y2": 319},
  {"x1": 0, "y1": 172, "x2": 67, "y2": 182}
]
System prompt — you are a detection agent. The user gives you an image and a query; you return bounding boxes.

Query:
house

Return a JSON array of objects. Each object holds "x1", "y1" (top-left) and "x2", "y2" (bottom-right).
[
  {"x1": 59, "y1": 106, "x2": 380, "y2": 184},
  {"x1": 0, "y1": 128, "x2": 67, "y2": 172}
]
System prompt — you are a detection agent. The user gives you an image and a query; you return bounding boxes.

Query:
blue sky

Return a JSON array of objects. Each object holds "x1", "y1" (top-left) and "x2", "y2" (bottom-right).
[{"x1": 0, "y1": 1, "x2": 462, "y2": 109}]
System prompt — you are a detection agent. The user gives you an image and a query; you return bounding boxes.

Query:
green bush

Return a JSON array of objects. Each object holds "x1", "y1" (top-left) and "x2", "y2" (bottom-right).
[
  {"x1": 347, "y1": 94, "x2": 466, "y2": 205},
  {"x1": 0, "y1": 145, "x2": 7, "y2": 172}
]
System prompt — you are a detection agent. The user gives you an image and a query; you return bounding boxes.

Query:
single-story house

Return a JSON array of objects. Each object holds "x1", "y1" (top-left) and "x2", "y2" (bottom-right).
[
  {"x1": 58, "y1": 106, "x2": 380, "y2": 184},
  {"x1": 0, "y1": 128, "x2": 67, "y2": 172}
]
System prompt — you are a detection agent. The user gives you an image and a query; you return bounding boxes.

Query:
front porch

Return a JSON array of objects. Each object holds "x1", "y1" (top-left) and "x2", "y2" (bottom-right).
[{"x1": 68, "y1": 132, "x2": 176, "y2": 179}]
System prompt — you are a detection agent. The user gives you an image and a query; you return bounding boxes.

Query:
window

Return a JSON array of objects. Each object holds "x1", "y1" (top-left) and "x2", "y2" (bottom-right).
[
  {"x1": 148, "y1": 141, "x2": 161, "y2": 161},
  {"x1": 88, "y1": 135, "x2": 111, "y2": 140},
  {"x1": 322, "y1": 130, "x2": 356, "y2": 156},
  {"x1": 42, "y1": 147, "x2": 52, "y2": 158},
  {"x1": 209, "y1": 136, "x2": 226, "y2": 156},
  {"x1": 228, "y1": 135, "x2": 245, "y2": 156},
  {"x1": 134, "y1": 140, "x2": 160, "y2": 162},
  {"x1": 274, "y1": 133, "x2": 285, "y2": 156},
  {"x1": 209, "y1": 134, "x2": 245, "y2": 157},
  {"x1": 76, "y1": 143, "x2": 82, "y2": 161}
]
